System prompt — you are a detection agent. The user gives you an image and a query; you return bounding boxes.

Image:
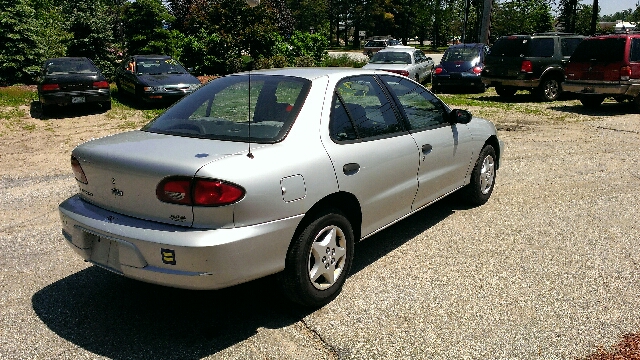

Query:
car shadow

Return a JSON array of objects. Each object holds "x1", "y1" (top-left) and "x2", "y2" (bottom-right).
[
  {"x1": 551, "y1": 100, "x2": 635, "y2": 116},
  {"x1": 113, "y1": 89, "x2": 170, "y2": 111},
  {"x1": 471, "y1": 91, "x2": 578, "y2": 103},
  {"x1": 30, "y1": 101, "x2": 110, "y2": 120},
  {"x1": 31, "y1": 195, "x2": 465, "y2": 358}
]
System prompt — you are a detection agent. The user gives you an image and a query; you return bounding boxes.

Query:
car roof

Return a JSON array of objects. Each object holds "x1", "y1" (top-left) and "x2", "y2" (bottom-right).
[
  {"x1": 446, "y1": 43, "x2": 485, "y2": 50},
  {"x1": 377, "y1": 46, "x2": 417, "y2": 53},
  {"x1": 132, "y1": 55, "x2": 172, "y2": 60},
  {"x1": 232, "y1": 67, "x2": 399, "y2": 81},
  {"x1": 45, "y1": 57, "x2": 91, "y2": 63}
]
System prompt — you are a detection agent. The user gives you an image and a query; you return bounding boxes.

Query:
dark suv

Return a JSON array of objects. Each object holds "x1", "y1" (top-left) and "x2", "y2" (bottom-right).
[
  {"x1": 564, "y1": 34, "x2": 640, "y2": 109},
  {"x1": 482, "y1": 33, "x2": 584, "y2": 101}
]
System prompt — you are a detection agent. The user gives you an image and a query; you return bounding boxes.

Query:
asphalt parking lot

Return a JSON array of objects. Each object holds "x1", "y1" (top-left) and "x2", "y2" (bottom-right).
[{"x1": 1, "y1": 95, "x2": 639, "y2": 359}]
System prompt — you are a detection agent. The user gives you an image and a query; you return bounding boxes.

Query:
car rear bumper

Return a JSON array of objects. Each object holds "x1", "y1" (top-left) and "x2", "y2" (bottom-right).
[
  {"x1": 481, "y1": 76, "x2": 540, "y2": 89},
  {"x1": 59, "y1": 195, "x2": 301, "y2": 290},
  {"x1": 434, "y1": 74, "x2": 483, "y2": 87},
  {"x1": 563, "y1": 80, "x2": 640, "y2": 97},
  {"x1": 39, "y1": 89, "x2": 110, "y2": 106}
]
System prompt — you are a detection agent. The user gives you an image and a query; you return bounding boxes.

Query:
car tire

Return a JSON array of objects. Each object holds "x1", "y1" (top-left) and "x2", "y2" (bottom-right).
[
  {"x1": 536, "y1": 77, "x2": 561, "y2": 102},
  {"x1": 41, "y1": 103, "x2": 53, "y2": 117},
  {"x1": 474, "y1": 82, "x2": 487, "y2": 93},
  {"x1": 633, "y1": 95, "x2": 640, "y2": 113},
  {"x1": 580, "y1": 95, "x2": 605, "y2": 108},
  {"x1": 102, "y1": 101, "x2": 112, "y2": 111},
  {"x1": 495, "y1": 86, "x2": 517, "y2": 97},
  {"x1": 463, "y1": 145, "x2": 496, "y2": 206},
  {"x1": 280, "y1": 210, "x2": 354, "y2": 308}
]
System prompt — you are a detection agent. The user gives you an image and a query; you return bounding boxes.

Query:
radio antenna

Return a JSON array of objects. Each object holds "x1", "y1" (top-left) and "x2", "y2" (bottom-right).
[
  {"x1": 247, "y1": 65, "x2": 253, "y2": 159},
  {"x1": 245, "y1": 0, "x2": 259, "y2": 159}
]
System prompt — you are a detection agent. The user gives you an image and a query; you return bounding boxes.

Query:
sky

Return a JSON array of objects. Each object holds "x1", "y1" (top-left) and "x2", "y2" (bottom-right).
[{"x1": 580, "y1": 0, "x2": 639, "y2": 16}]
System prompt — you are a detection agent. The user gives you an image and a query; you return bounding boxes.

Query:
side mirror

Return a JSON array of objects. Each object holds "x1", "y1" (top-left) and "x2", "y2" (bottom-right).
[{"x1": 449, "y1": 109, "x2": 472, "y2": 124}]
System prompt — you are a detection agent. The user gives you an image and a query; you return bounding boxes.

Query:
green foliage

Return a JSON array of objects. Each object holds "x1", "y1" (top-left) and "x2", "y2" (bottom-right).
[
  {"x1": 321, "y1": 54, "x2": 367, "y2": 68},
  {"x1": 176, "y1": 30, "x2": 242, "y2": 76},
  {"x1": 62, "y1": 0, "x2": 117, "y2": 79},
  {"x1": 122, "y1": 0, "x2": 175, "y2": 56},
  {"x1": 0, "y1": 0, "x2": 46, "y2": 84},
  {"x1": 491, "y1": 0, "x2": 554, "y2": 38}
]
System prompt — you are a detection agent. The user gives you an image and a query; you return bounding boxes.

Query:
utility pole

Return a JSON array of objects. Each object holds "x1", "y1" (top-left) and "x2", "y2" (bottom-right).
[
  {"x1": 590, "y1": 0, "x2": 599, "y2": 35},
  {"x1": 479, "y1": 0, "x2": 492, "y2": 44}
]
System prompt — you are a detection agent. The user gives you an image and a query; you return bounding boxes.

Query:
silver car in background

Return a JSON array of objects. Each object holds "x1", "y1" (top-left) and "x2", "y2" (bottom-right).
[
  {"x1": 59, "y1": 68, "x2": 503, "y2": 307},
  {"x1": 363, "y1": 46, "x2": 435, "y2": 83}
]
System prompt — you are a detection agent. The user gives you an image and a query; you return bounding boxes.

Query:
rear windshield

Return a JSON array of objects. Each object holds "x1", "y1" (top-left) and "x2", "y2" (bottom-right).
[
  {"x1": 369, "y1": 51, "x2": 411, "y2": 64},
  {"x1": 442, "y1": 47, "x2": 480, "y2": 62},
  {"x1": 143, "y1": 75, "x2": 311, "y2": 143},
  {"x1": 489, "y1": 37, "x2": 553, "y2": 57},
  {"x1": 570, "y1": 38, "x2": 626, "y2": 62},
  {"x1": 44, "y1": 58, "x2": 97, "y2": 75},
  {"x1": 135, "y1": 58, "x2": 188, "y2": 75},
  {"x1": 366, "y1": 41, "x2": 386, "y2": 47}
]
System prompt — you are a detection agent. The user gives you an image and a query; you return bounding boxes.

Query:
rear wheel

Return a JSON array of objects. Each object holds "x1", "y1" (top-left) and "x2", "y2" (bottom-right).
[
  {"x1": 280, "y1": 210, "x2": 354, "y2": 308},
  {"x1": 474, "y1": 82, "x2": 487, "y2": 93},
  {"x1": 536, "y1": 77, "x2": 561, "y2": 101},
  {"x1": 580, "y1": 95, "x2": 605, "y2": 108},
  {"x1": 102, "y1": 101, "x2": 112, "y2": 111},
  {"x1": 463, "y1": 145, "x2": 496, "y2": 206},
  {"x1": 495, "y1": 86, "x2": 517, "y2": 98}
]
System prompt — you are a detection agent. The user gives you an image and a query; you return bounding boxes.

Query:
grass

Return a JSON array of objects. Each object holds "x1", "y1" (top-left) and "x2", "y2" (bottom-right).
[{"x1": 0, "y1": 86, "x2": 36, "y2": 107}]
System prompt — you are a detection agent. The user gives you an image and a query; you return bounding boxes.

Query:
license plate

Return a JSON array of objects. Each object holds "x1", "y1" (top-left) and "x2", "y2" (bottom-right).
[
  {"x1": 72, "y1": 96, "x2": 85, "y2": 103},
  {"x1": 90, "y1": 235, "x2": 121, "y2": 271}
]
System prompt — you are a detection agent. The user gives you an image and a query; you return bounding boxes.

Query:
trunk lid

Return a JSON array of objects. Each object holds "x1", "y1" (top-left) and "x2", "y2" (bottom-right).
[{"x1": 72, "y1": 130, "x2": 249, "y2": 227}]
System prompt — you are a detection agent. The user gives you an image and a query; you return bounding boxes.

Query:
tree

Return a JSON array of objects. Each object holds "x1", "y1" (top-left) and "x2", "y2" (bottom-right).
[
  {"x1": 123, "y1": 0, "x2": 176, "y2": 56},
  {"x1": 0, "y1": 0, "x2": 47, "y2": 84},
  {"x1": 62, "y1": 0, "x2": 117, "y2": 77},
  {"x1": 490, "y1": 0, "x2": 553, "y2": 39}
]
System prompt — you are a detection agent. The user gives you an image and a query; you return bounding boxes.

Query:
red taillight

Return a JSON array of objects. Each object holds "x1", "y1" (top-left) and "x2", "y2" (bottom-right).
[
  {"x1": 434, "y1": 67, "x2": 444, "y2": 75},
  {"x1": 521, "y1": 60, "x2": 533, "y2": 73},
  {"x1": 93, "y1": 81, "x2": 109, "y2": 89},
  {"x1": 620, "y1": 66, "x2": 632, "y2": 81},
  {"x1": 42, "y1": 84, "x2": 60, "y2": 91},
  {"x1": 71, "y1": 156, "x2": 88, "y2": 184},
  {"x1": 472, "y1": 66, "x2": 482, "y2": 74},
  {"x1": 194, "y1": 180, "x2": 245, "y2": 206},
  {"x1": 383, "y1": 69, "x2": 410, "y2": 77},
  {"x1": 157, "y1": 177, "x2": 245, "y2": 206}
]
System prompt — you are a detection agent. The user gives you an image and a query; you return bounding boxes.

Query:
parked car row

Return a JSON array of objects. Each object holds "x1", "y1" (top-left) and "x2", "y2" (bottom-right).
[{"x1": 37, "y1": 55, "x2": 200, "y2": 115}]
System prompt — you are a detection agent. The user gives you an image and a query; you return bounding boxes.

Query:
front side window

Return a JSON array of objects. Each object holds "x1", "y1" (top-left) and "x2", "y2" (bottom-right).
[
  {"x1": 380, "y1": 75, "x2": 448, "y2": 131},
  {"x1": 143, "y1": 75, "x2": 310, "y2": 143},
  {"x1": 329, "y1": 75, "x2": 403, "y2": 141}
]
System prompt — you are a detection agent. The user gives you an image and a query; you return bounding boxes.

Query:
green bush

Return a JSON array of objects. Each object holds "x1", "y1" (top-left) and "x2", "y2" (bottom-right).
[{"x1": 322, "y1": 54, "x2": 367, "y2": 68}]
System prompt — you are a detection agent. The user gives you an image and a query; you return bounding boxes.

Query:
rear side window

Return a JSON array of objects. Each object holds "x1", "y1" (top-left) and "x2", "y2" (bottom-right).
[
  {"x1": 528, "y1": 38, "x2": 554, "y2": 57},
  {"x1": 330, "y1": 75, "x2": 404, "y2": 141},
  {"x1": 489, "y1": 37, "x2": 529, "y2": 57},
  {"x1": 571, "y1": 38, "x2": 626, "y2": 62},
  {"x1": 561, "y1": 38, "x2": 583, "y2": 57},
  {"x1": 631, "y1": 38, "x2": 640, "y2": 62}
]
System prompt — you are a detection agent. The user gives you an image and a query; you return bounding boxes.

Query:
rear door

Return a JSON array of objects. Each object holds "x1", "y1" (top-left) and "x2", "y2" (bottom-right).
[{"x1": 322, "y1": 75, "x2": 420, "y2": 237}]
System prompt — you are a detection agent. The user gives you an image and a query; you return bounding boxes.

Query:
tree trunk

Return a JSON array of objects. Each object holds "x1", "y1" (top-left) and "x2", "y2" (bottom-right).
[
  {"x1": 590, "y1": 0, "x2": 598, "y2": 35},
  {"x1": 479, "y1": 0, "x2": 492, "y2": 44}
]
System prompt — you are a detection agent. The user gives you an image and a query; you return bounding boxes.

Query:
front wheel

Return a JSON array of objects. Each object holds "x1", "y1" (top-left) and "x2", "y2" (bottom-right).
[
  {"x1": 280, "y1": 210, "x2": 354, "y2": 307},
  {"x1": 463, "y1": 145, "x2": 496, "y2": 206}
]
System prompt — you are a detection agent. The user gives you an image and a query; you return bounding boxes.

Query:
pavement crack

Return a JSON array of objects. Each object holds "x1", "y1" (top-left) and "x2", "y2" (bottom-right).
[
  {"x1": 596, "y1": 126, "x2": 640, "y2": 135},
  {"x1": 299, "y1": 319, "x2": 339, "y2": 359}
]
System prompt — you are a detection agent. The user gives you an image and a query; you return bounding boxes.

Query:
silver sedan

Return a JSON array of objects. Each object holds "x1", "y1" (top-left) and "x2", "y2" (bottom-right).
[
  {"x1": 59, "y1": 68, "x2": 503, "y2": 307},
  {"x1": 363, "y1": 46, "x2": 435, "y2": 83}
]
